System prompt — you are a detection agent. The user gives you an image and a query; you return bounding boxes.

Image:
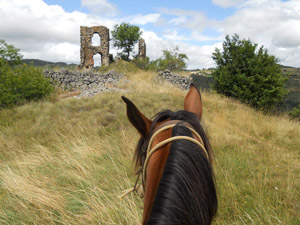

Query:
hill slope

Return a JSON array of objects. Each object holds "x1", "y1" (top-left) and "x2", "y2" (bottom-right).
[{"x1": 0, "y1": 70, "x2": 299, "y2": 224}]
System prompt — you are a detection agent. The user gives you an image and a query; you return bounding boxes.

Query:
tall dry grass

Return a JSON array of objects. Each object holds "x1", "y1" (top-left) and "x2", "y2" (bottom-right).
[{"x1": 0, "y1": 69, "x2": 299, "y2": 224}]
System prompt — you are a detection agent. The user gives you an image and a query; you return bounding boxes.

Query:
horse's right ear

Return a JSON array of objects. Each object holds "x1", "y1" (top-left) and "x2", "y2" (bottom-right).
[{"x1": 122, "y1": 96, "x2": 152, "y2": 138}]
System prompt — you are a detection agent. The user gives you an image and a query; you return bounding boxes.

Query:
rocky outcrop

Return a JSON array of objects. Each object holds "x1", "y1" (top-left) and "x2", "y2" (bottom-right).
[
  {"x1": 44, "y1": 69, "x2": 125, "y2": 98},
  {"x1": 158, "y1": 70, "x2": 191, "y2": 90}
]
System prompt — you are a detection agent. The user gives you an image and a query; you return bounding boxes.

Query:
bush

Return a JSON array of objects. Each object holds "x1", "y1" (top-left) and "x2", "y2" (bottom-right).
[
  {"x1": 150, "y1": 47, "x2": 188, "y2": 71},
  {"x1": 212, "y1": 34, "x2": 288, "y2": 110},
  {"x1": 0, "y1": 59, "x2": 54, "y2": 108},
  {"x1": 131, "y1": 57, "x2": 151, "y2": 70},
  {"x1": 288, "y1": 105, "x2": 300, "y2": 120}
]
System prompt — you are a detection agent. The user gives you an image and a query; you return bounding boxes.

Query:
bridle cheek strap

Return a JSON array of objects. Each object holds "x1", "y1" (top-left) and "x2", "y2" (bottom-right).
[
  {"x1": 119, "y1": 123, "x2": 208, "y2": 199},
  {"x1": 143, "y1": 127, "x2": 208, "y2": 186}
]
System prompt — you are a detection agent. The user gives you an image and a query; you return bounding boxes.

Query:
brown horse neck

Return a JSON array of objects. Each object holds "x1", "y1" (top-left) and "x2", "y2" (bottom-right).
[{"x1": 142, "y1": 128, "x2": 172, "y2": 224}]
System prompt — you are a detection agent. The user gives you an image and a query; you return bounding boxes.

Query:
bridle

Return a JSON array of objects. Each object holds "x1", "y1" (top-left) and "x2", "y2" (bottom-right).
[{"x1": 119, "y1": 120, "x2": 209, "y2": 199}]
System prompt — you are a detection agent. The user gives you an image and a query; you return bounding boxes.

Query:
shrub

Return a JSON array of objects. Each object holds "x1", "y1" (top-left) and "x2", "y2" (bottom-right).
[
  {"x1": 212, "y1": 34, "x2": 288, "y2": 110},
  {"x1": 150, "y1": 47, "x2": 188, "y2": 71},
  {"x1": 288, "y1": 105, "x2": 300, "y2": 120},
  {"x1": 131, "y1": 57, "x2": 151, "y2": 70},
  {"x1": 0, "y1": 59, "x2": 54, "y2": 108}
]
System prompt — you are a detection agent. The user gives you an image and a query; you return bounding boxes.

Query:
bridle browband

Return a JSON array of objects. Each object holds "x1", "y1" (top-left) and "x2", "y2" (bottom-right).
[{"x1": 119, "y1": 120, "x2": 209, "y2": 199}]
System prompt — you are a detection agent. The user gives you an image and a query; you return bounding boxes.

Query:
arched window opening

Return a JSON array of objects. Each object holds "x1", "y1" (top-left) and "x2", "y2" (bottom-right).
[
  {"x1": 93, "y1": 54, "x2": 102, "y2": 68},
  {"x1": 92, "y1": 33, "x2": 101, "y2": 46}
]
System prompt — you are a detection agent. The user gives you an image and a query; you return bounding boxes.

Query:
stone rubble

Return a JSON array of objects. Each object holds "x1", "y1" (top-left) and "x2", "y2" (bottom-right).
[
  {"x1": 43, "y1": 69, "x2": 126, "y2": 98},
  {"x1": 43, "y1": 69, "x2": 212, "y2": 99},
  {"x1": 158, "y1": 70, "x2": 191, "y2": 90}
]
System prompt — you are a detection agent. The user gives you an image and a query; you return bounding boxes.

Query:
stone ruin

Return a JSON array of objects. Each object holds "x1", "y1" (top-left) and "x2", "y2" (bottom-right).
[
  {"x1": 80, "y1": 26, "x2": 110, "y2": 68},
  {"x1": 80, "y1": 25, "x2": 146, "y2": 68},
  {"x1": 138, "y1": 38, "x2": 146, "y2": 59}
]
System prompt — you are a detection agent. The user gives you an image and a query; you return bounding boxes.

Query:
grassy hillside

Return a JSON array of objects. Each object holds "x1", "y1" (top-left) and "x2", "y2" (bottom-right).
[{"x1": 0, "y1": 69, "x2": 299, "y2": 224}]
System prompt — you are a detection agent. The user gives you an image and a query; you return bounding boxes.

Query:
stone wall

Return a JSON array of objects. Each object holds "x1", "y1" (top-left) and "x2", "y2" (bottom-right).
[
  {"x1": 44, "y1": 69, "x2": 125, "y2": 98},
  {"x1": 158, "y1": 70, "x2": 214, "y2": 91},
  {"x1": 158, "y1": 70, "x2": 191, "y2": 90}
]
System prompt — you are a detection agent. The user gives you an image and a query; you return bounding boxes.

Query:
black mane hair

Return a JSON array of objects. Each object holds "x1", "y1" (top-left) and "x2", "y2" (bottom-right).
[{"x1": 134, "y1": 110, "x2": 218, "y2": 224}]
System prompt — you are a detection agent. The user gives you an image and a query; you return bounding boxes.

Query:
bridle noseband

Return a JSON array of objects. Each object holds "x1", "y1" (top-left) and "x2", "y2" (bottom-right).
[{"x1": 119, "y1": 120, "x2": 209, "y2": 199}]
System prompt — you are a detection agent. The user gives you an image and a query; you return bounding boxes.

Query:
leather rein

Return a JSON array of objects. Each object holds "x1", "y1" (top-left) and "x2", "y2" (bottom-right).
[{"x1": 119, "y1": 120, "x2": 209, "y2": 199}]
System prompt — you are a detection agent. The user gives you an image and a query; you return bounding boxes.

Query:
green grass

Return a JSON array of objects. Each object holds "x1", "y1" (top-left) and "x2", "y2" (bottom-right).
[{"x1": 0, "y1": 70, "x2": 299, "y2": 224}]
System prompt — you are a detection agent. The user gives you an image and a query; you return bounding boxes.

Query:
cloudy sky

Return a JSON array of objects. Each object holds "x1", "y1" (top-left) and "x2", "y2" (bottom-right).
[{"x1": 0, "y1": 0, "x2": 299, "y2": 69}]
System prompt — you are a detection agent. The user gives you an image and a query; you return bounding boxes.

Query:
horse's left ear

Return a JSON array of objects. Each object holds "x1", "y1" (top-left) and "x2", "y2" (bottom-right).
[
  {"x1": 121, "y1": 96, "x2": 152, "y2": 138},
  {"x1": 184, "y1": 83, "x2": 203, "y2": 120}
]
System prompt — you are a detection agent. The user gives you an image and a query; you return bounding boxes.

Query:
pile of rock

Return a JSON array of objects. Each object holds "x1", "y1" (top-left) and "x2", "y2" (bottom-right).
[
  {"x1": 158, "y1": 70, "x2": 191, "y2": 90},
  {"x1": 44, "y1": 69, "x2": 125, "y2": 98}
]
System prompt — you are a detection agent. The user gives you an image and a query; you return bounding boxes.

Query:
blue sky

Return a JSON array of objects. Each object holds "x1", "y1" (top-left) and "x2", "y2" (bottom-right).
[
  {"x1": 44, "y1": 0, "x2": 233, "y2": 18},
  {"x1": 1, "y1": 0, "x2": 299, "y2": 69}
]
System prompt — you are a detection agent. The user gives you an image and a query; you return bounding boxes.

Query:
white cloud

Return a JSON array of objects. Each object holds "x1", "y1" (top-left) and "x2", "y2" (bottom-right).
[
  {"x1": 22, "y1": 42, "x2": 79, "y2": 63},
  {"x1": 142, "y1": 31, "x2": 220, "y2": 69},
  {"x1": 0, "y1": 0, "x2": 153, "y2": 64},
  {"x1": 169, "y1": 16, "x2": 187, "y2": 26},
  {"x1": 163, "y1": 29, "x2": 190, "y2": 41},
  {"x1": 212, "y1": 0, "x2": 246, "y2": 8},
  {"x1": 158, "y1": 8, "x2": 208, "y2": 32},
  {"x1": 0, "y1": 0, "x2": 299, "y2": 68},
  {"x1": 213, "y1": 0, "x2": 300, "y2": 67},
  {"x1": 81, "y1": 0, "x2": 118, "y2": 16},
  {"x1": 123, "y1": 13, "x2": 160, "y2": 25},
  {"x1": 0, "y1": 0, "x2": 165, "y2": 64}
]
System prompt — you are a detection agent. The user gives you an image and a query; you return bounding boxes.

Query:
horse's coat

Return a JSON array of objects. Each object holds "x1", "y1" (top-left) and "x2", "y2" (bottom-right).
[{"x1": 122, "y1": 84, "x2": 217, "y2": 224}]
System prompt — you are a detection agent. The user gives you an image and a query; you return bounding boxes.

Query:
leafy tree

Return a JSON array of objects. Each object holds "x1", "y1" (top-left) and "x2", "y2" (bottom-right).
[
  {"x1": 0, "y1": 39, "x2": 22, "y2": 66},
  {"x1": 212, "y1": 34, "x2": 288, "y2": 110},
  {"x1": 111, "y1": 23, "x2": 142, "y2": 61},
  {"x1": 150, "y1": 47, "x2": 188, "y2": 71}
]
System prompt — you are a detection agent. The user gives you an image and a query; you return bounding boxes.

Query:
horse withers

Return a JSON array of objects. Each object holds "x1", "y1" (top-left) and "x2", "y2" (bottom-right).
[{"x1": 122, "y1": 84, "x2": 217, "y2": 224}]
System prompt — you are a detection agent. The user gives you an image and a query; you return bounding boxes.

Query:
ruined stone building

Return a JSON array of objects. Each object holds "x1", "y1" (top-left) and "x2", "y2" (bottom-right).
[
  {"x1": 80, "y1": 26, "x2": 110, "y2": 68},
  {"x1": 80, "y1": 25, "x2": 147, "y2": 68},
  {"x1": 138, "y1": 38, "x2": 146, "y2": 59}
]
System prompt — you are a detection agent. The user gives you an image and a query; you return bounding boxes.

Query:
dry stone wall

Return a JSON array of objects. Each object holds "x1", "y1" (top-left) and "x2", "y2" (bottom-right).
[
  {"x1": 158, "y1": 70, "x2": 191, "y2": 90},
  {"x1": 44, "y1": 69, "x2": 125, "y2": 98},
  {"x1": 158, "y1": 70, "x2": 214, "y2": 90}
]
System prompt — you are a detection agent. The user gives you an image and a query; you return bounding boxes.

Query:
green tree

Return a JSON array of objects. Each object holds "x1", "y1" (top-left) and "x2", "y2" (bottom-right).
[
  {"x1": 212, "y1": 34, "x2": 288, "y2": 110},
  {"x1": 150, "y1": 47, "x2": 188, "y2": 71},
  {"x1": 111, "y1": 23, "x2": 142, "y2": 61},
  {"x1": 0, "y1": 39, "x2": 22, "y2": 66}
]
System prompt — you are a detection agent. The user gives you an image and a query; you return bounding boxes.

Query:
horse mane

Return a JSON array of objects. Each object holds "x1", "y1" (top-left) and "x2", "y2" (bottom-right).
[{"x1": 134, "y1": 110, "x2": 218, "y2": 224}]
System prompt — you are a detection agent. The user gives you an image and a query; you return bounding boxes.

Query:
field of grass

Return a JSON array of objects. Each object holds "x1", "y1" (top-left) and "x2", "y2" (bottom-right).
[{"x1": 0, "y1": 68, "x2": 299, "y2": 224}]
